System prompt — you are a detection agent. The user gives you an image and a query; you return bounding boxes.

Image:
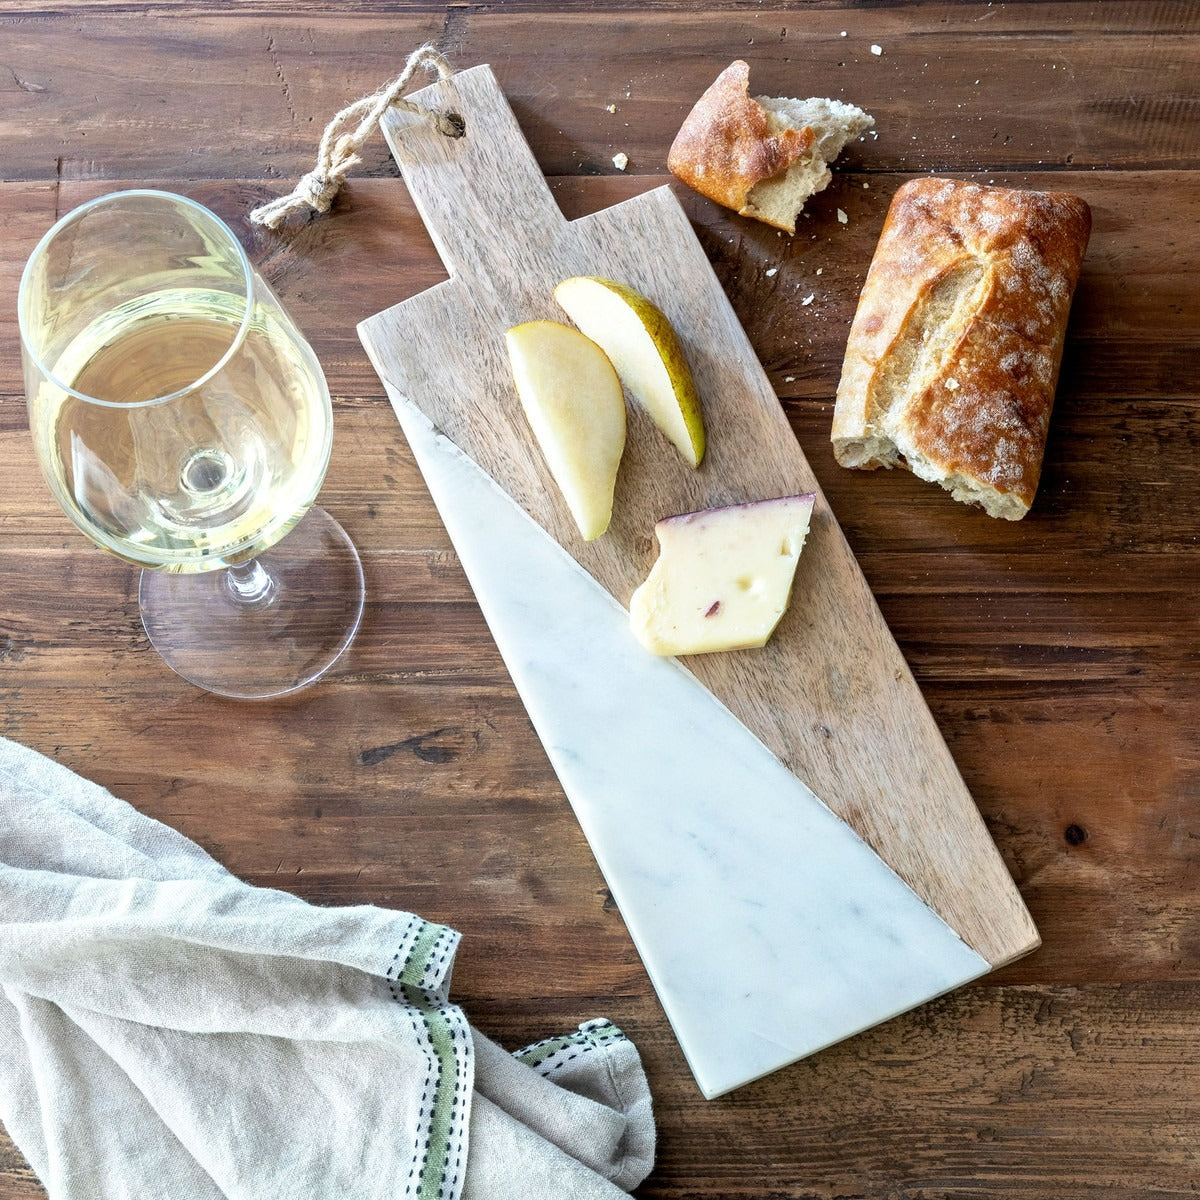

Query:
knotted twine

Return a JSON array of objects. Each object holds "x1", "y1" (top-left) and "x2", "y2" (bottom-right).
[{"x1": 250, "y1": 44, "x2": 457, "y2": 230}]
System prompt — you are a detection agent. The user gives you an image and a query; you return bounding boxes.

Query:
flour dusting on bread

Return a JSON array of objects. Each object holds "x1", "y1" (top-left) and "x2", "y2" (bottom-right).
[{"x1": 668, "y1": 60, "x2": 873, "y2": 234}]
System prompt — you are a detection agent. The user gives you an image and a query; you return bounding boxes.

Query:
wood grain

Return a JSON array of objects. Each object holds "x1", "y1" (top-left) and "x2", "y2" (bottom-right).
[
  {"x1": 1, "y1": 2, "x2": 1198, "y2": 1198},
  {"x1": 3, "y1": 5, "x2": 1198, "y2": 184}
]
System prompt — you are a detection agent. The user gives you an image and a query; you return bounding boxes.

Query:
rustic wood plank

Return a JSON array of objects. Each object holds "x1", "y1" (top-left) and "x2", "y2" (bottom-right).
[
  {"x1": 15, "y1": 0, "x2": 1200, "y2": 17},
  {"x1": 1, "y1": 5, "x2": 1197, "y2": 182},
  {"x1": 5, "y1": 165, "x2": 1198, "y2": 400}
]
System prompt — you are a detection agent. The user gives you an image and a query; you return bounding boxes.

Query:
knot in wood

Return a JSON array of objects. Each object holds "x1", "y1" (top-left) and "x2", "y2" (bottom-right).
[{"x1": 435, "y1": 110, "x2": 466, "y2": 139}]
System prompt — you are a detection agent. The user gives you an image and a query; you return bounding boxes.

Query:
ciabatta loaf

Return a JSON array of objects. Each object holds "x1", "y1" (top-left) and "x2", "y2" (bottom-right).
[
  {"x1": 832, "y1": 178, "x2": 1091, "y2": 519},
  {"x1": 668, "y1": 60, "x2": 873, "y2": 234}
]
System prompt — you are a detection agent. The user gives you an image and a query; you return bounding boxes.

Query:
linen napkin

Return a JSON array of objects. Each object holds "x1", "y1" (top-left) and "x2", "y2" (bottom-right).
[{"x1": 0, "y1": 737, "x2": 655, "y2": 1199}]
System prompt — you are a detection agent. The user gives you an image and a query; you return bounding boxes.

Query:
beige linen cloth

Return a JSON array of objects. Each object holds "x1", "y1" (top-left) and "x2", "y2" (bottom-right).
[{"x1": 0, "y1": 737, "x2": 654, "y2": 1199}]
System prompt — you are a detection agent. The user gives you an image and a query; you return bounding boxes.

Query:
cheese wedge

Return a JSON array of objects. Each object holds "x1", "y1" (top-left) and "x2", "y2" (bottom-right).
[{"x1": 630, "y1": 494, "x2": 816, "y2": 655}]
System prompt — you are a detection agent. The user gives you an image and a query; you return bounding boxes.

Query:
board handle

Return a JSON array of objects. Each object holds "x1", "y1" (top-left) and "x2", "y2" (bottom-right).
[{"x1": 381, "y1": 64, "x2": 568, "y2": 281}]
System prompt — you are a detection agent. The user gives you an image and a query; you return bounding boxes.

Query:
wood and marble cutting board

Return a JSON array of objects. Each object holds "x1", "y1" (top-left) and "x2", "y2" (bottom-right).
[{"x1": 358, "y1": 63, "x2": 1038, "y2": 1099}]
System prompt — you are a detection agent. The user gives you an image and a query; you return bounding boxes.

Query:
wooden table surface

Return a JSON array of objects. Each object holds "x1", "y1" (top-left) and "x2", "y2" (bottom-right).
[{"x1": 2, "y1": 3, "x2": 1197, "y2": 1197}]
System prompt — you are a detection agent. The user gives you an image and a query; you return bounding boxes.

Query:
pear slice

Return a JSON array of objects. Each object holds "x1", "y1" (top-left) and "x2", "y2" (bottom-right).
[
  {"x1": 554, "y1": 276, "x2": 706, "y2": 468},
  {"x1": 630, "y1": 493, "x2": 816, "y2": 655},
  {"x1": 504, "y1": 320, "x2": 627, "y2": 541}
]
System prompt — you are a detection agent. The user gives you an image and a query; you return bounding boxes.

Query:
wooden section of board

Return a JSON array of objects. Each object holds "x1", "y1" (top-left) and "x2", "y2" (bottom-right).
[{"x1": 358, "y1": 64, "x2": 1038, "y2": 967}]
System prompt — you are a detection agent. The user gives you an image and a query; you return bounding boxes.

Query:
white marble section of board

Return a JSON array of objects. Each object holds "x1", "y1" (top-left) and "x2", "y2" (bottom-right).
[{"x1": 387, "y1": 389, "x2": 990, "y2": 1099}]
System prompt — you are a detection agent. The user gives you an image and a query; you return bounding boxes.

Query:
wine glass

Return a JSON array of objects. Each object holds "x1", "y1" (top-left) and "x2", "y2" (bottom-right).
[{"x1": 18, "y1": 189, "x2": 364, "y2": 699}]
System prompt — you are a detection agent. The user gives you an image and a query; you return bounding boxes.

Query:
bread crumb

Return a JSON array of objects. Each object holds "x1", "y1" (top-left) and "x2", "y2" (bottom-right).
[
  {"x1": 945, "y1": 378, "x2": 960, "y2": 391},
  {"x1": 785, "y1": 375, "x2": 796, "y2": 382},
  {"x1": 870, "y1": 44, "x2": 883, "y2": 55},
  {"x1": 612, "y1": 152, "x2": 629, "y2": 170},
  {"x1": 765, "y1": 267, "x2": 778, "y2": 277},
  {"x1": 863, "y1": 181, "x2": 870, "y2": 189},
  {"x1": 801, "y1": 294, "x2": 815, "y2": 305},
  {"x1": 837, "y1": 208, "x2": 849, "y2": 223},
  {"x1": 816, "y1": 268, "x2": 823, "y2": 275},
  {"x1": 840, "y1": 30, "x2": 847, "y2": 36},
  {"x1": 606, "y1": 104, "x2": 617, "y2": 114}
]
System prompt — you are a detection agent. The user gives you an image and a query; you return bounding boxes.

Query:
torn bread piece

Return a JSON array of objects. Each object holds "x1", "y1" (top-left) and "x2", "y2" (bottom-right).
[
  {"x1": 668, "y1": 60, "x2": 873, "y2": 233},
  {"x1": 832, "y1": 178, "x2": 1091, "y2": 520}
]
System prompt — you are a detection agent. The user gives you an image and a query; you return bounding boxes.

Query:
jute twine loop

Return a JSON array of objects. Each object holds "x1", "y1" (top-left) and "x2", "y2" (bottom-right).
[{"x1": 250, "y1": 44, "x2": 456, "y2": 230}]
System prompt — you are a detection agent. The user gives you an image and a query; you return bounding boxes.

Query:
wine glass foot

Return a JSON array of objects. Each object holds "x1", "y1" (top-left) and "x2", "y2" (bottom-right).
[{"x1": 139, "y1": 507, "x2": 365, "y2": 700}]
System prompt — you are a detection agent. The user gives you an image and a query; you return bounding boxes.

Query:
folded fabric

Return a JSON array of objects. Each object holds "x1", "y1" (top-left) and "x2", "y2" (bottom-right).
[{"x1": 0, "y1": 737, "x2": 655, "y2": 1199}]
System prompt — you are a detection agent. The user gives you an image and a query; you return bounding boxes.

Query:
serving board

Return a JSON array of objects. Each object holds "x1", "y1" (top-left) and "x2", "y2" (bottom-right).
[{"x1": 359, "y1": 63, "x2": 1038, "y2": 1097}]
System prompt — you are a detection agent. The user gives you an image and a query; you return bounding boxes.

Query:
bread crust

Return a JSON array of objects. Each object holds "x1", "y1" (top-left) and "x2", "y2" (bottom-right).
[
  {"x1": 667, "y1": 60, "x2": 815, "y2": 225},
  {"x1": 832, "y1": 178, "x2": 1091, "y2": 518}
]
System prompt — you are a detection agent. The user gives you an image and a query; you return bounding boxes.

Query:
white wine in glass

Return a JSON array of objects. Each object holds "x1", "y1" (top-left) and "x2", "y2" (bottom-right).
[{"x1": 20, "y1": 190, "x2": 364, "y2": 698}]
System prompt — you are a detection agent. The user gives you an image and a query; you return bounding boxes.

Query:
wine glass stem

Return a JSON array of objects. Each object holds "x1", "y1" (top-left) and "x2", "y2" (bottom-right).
[{"x1": 224, "y1": 559, "x2": 278, "y2": 608}]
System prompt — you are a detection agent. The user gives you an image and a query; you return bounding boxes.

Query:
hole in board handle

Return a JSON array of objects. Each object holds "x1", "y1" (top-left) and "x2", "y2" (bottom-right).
[{"x1": 436, "y1": 111, "x2": 466, "y2": 138}]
